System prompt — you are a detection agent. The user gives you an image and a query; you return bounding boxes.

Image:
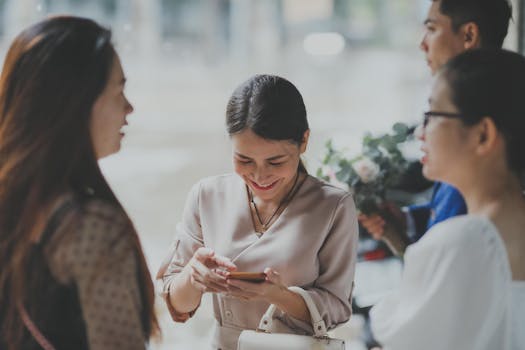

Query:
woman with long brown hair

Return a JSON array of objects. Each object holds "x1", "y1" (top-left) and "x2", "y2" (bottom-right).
[{"x1": 0, "y1": 16, "x2": 158, "y2": 349}]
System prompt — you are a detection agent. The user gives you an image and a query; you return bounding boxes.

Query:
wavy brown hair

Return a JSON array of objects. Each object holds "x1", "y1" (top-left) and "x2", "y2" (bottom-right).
[{"x1": 0, "y1": 16, "x2": 158, "y2": 348}]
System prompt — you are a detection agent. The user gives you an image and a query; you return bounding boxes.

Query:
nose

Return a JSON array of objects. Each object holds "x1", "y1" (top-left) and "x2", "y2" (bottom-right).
[
  {"x1": 419, "y1": 33, "x2": 428, "y2": 52},
  {"x1": 125, "y1": 96, "x2": 134, "y2": 114},
  {"x1": 252, "y1": 165, "x2": 271, "y2": 183},
  {"x1": 415, "y1": 123, "x2": 425, "y2": 141}
]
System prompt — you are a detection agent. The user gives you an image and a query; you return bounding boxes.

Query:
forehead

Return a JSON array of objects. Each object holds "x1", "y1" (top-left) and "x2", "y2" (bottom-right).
[
  {"x1": 427, "y1": 1, "x2": 451, "y2": 24},
  {"x1": 231, "y1": 129, "x2": 297, "y2": 157},
  {"x1": 108, "y1": 54, "x2": 124, "y2": 83}
]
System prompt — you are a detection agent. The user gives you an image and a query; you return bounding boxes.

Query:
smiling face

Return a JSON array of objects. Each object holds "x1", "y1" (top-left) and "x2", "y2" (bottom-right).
[
  {"x1": 90, "y1": 54, "x2": 133, "y2": 159},
  {"x1": 231, "y1": 128, "x2": 308, "y2": 203},
  {"x1": 420, "y1": 1, "x2": 469, "y2": 74}
]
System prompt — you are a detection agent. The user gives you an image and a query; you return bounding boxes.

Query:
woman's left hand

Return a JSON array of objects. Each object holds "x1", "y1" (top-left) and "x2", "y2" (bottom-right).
[{"x1": 225, "y1": 267, "x2": 286, "y2": 303}]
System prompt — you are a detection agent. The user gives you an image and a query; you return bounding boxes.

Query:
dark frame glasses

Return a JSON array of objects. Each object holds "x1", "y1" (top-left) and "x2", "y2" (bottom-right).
[{"x1": 423, "y1": 111, "x2": 462, "y2": 128}]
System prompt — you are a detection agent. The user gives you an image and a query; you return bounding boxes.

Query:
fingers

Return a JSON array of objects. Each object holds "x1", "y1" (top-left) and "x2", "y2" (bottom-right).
[
  {"x1": 189, "y1": 257, "x2": 229, "y2": 293},
  {"x1": 191, "y1": 258, "x2": 223, "y2": 281},
  {"x1": 358, "y1": 213, "x2": 385, "y2": 226},
  {"x1": 228, "y1": 285, "x2": 257, "y2": 297},
  {"x1": 191, "y1": 277, "x2": 226, "y2": 293},
  {"x1": 190, "y1": 248, "x2": 239, "y2": 294},
  {"x1": 263, "y1": 268, "x2": 280, "y2": 285},
  {"x1": 213, "y1": 255, "x2": 237, "y2": 271},
  {"x1": 224, "y1": 269, "x2": 284, "y2": 302},
  {"x1": 359, "y1": 214, "x2": 386, "y2": 238},
  {"x1": 190, "y1": 271, "x2": 229, "y2": 293},
  {"x1": 193, "y1": 247, "x2": 237, "y2": 271},
  {"x1": 193, "y1": 247, "x2": 215, "y2": 262},
  {"x1": 214, "y1": 268, "x2": 229, "y2": 278},
  {"x1": 225, "y1": 283, "x2": 258, "y2": 300}
]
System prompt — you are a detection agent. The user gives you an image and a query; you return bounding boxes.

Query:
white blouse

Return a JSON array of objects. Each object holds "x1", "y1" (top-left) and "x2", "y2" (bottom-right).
[{"x1": 370, "y1": 215, "x2": 525, "y2": 350}]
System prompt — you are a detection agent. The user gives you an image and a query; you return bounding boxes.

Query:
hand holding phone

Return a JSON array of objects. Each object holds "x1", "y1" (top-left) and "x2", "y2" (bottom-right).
[{"x1": 227, "y1": 271, "x2": 266, "y2": 283}]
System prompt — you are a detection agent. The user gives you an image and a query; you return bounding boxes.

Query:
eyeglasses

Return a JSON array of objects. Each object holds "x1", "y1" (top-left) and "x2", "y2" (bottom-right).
[{"x1": 422, "y1": 111, "x2": 462, "y2": 128}]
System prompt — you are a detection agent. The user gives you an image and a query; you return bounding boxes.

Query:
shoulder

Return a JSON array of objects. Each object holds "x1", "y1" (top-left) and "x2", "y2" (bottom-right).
[
  {"x1": 48, "y1": 197, "x2": 136, "y2": 281},
  {"x1": 410, "y1": 215, "x2": 499, "y2": 261},
  {"x1": 401, "y1": 215, "x2": 509, "y2": 295},
  {"x1": 80, "y1": 197, "x2": 128, "y2": 223},
  {"x1": 69, "y1": 198, "x2": 134, "y2": 255},
  {"x1": 302, "y1": 175, "x2": 354, "y2": 207},
  {"x1": 179, "y1": 174, "x2": 242, "y2": 214},
  {"x1": 49, "y1": 196, "x2": 130, "y2": 242},
  {"x1": 77, "y1": 198, "x2": 130, "y2": 236},
  {"x1": 189, "y1": 173, "x2": 242, "y2": 198},
  {"x1": 425, "y1": 215, "x2": 494, "y2": 243},
  {"x1": 196, "y1": 173, "x2": 240, "y2": 190}
]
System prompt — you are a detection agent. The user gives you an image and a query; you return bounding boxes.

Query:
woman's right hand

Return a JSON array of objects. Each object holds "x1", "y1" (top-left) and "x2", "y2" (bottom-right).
[
  {"x1": 187, "y1": 247, "x2": 237, "y2": 294},
  {"x1": 358, "y1": 202, "x2": 405, "y2": 240},
  {"x1": 358, "y1": 213, "x2": 387, "y2": 240}
]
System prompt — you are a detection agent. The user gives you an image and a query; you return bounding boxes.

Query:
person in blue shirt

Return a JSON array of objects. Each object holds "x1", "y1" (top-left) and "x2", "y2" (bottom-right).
[
  {"x1": 359, "y1": 0, "x2": 511, "y2": 255},
  {"x1": 406, "y1": 182, "x2": 466, "y2": 242}
]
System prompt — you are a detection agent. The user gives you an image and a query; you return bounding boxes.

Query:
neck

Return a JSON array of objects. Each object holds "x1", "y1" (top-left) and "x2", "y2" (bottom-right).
[{"x1": 458, "y1": 170, "x2": 525, "y2": 220}]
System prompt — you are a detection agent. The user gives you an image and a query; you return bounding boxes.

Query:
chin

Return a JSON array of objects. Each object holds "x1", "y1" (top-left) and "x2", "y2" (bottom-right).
[
  {"x1": 422, "y1": 164, "x2": 438, "y2": 182},
  {"x1": 99, "y1": 147, "x2": 121, "y2": 160}
]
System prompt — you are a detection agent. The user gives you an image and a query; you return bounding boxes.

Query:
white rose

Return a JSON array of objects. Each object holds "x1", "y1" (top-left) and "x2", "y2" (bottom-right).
[
  {"x1": 321, "y1": 165, "x2": 350, "y2": 191},
  {"x1": 352, "y1": 157, "x2": 380, "y2": 183}
]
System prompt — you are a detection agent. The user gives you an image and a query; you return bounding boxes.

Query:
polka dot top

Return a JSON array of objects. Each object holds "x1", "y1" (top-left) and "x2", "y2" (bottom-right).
[{"x1": 40, "y1": 197, "x2": 148, "y2": 350}]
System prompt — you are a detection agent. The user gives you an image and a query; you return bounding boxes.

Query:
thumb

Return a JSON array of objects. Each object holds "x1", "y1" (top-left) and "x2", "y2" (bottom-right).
[
  {"x1": 263, "y1": 267, "x2": 280, "y2": 284},
  {"x1": 194, "y1": 247, "x2": 214, "y2": 262}
]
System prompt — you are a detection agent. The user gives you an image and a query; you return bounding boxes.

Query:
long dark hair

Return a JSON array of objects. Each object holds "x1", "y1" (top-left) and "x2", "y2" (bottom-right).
[
  {"x1": 440, "y1": 48, "x2": 525, "y2": 178},
  {"x1": 0, "y1": 16, "x2": 158, "y2": 348},
  {"x1": 226, "y1": 74, "x2": 309, "y2": 172}
]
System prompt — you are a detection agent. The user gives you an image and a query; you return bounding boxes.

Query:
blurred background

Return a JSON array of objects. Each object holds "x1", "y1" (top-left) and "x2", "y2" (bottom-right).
[{"x1": 0, "y1": 0, "x2": 521, "y2": 348}]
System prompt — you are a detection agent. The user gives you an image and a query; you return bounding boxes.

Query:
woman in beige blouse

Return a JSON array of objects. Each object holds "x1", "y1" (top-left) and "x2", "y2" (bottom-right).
[
  {"x1": 160, "y1": 74, "x2": 359, "y2": 349},
  {"x1": 0, "y1": 17, "x2": 157, "y2": 350}
]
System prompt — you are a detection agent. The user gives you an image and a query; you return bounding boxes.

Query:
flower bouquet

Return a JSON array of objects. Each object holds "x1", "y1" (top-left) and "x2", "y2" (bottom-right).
[{"x1": 317, "y1": 123, "x2": 413, "y2": 255}]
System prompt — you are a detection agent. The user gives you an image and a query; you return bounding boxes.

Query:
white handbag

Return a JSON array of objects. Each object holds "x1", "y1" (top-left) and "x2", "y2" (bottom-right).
[{"x1": 237, "y1": 286, "x2": 345, "y2": 350}]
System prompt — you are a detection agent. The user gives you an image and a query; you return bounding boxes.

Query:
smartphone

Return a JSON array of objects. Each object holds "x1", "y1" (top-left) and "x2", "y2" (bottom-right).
[{"x1": 227, "y1": 272, "x2": 266, "y2": 283}]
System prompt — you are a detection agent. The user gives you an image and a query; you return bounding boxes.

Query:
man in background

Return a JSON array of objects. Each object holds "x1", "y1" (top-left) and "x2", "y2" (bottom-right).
[{"x1": 359, "y1": 0, "x2": 512, "y2": 255}]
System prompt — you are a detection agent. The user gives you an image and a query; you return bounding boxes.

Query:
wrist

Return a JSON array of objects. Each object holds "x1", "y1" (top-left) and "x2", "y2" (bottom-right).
[
  {"x1": 267, "y1": 284, "x2": 292, "y2": 308},
  {"x1": 181, "y1": 264, "x2": 202, "y2": 295}
]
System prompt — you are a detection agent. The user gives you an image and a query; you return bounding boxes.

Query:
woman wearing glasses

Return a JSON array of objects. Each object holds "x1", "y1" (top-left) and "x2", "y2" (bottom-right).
[
  {"x1": 370, "y1": 49, "x2": 525, "y2": 349},
  {"x1": 159, "y1": 74, "x2": 358, "y2": 350}
]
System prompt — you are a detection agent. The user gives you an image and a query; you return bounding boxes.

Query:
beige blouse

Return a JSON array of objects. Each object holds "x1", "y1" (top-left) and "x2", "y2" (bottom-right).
[
  {"x1": 46, "y1": 198, "x2": 147, "y2": 350},
  {"x1": 162, "y1": 173, "x2": 358, "y2": 350}
]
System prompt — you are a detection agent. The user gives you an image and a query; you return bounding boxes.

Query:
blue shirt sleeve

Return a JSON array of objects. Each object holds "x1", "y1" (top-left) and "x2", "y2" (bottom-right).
[{"x1": 407, "y1": 182, "x2": 467, "y2": 242}]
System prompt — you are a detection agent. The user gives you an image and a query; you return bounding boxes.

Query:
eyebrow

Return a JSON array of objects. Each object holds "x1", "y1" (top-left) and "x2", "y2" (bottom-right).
[
  {"x1": 235, "y1": 153, "x2": 287, "y2": 161},
  {"x1": 423, "y1": 18, "x2": 436, "y2": 25}
]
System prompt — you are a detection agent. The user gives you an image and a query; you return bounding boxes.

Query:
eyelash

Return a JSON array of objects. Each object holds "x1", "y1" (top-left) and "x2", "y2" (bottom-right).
[{"x1": 237, "y1": 160, "x2": 284, "y2": 166}]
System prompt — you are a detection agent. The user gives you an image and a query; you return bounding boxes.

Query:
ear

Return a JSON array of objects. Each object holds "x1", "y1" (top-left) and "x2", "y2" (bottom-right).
[
  {"x1": 474, "y1": 117, "x2": 500, "y2": 156},
  {"x1": 299, "y1": 129, "x2": 310, "y2": 154},
  {"x1": 461, "y1": 22, "x2": 481, "y2": 49}
]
